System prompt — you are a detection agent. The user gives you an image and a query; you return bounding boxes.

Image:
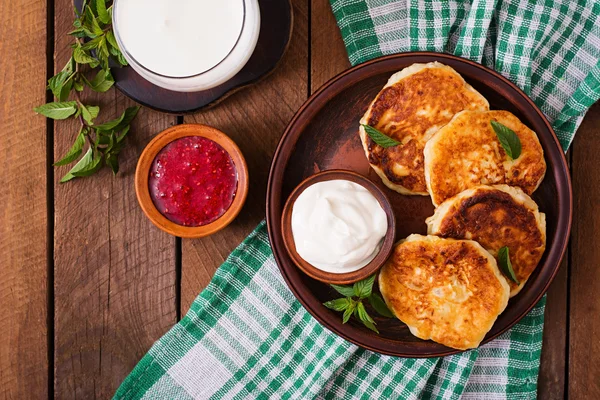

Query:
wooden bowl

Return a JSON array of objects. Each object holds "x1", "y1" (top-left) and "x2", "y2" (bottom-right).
[
  {"x1": 266, "y1": 52, "x2": 572, "y2": 357},
  {"x1": 281, "y1": 170, "x2": 396, "y2": 285},
  {"x1": 135, "y1": 124, "x2": 249, "y2": 238}
]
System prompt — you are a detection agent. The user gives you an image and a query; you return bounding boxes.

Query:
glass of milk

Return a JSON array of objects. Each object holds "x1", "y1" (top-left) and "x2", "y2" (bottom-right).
[{"x1": 112, "y1": 0, "x2": 261, "y2": 92}]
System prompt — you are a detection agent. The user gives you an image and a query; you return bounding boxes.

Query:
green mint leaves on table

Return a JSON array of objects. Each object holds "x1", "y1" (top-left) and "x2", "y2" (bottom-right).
[
  {"x1": 324, "y1": 274, "x2": 395, "y2": 334},
  {"x1": 361, "y1": 124, "x2": 401, "y2": 148},
  {"x1": 491, "y1": 121, "x2": 522, "y2": 160},
  {"x1": 497, "y1": 246, "x2": 519, "y2": 284},
  {"x1": 34, "y1": 0, "x2": 138, "y2": 182}
]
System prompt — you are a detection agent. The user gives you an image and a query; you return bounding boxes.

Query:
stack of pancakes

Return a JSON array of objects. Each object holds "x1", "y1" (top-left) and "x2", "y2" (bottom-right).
[{"x1": 359, "y1": 62, "x2": 547, "y2": 350}]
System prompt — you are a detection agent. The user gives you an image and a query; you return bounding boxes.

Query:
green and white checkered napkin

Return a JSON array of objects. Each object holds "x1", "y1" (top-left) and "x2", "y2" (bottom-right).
[{"x1": 116, "y1": 1, "x2": 600, "y2": 399}]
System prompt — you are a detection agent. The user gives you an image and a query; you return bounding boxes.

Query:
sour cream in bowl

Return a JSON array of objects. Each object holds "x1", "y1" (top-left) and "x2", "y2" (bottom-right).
[{"x1": 281, "y1": 170, "x2": 396, "y2": 285}]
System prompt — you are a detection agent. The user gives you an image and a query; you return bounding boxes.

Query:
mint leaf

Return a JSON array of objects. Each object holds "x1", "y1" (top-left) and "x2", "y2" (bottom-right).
[
  {"x1": 96, "y1": 0, "x2": 110, "y2": 24},
  {"x1": 88, "y1": 105, "x2": 100, "y2": 119},
  {"x1": 360, "y1": 318, "x2": 379, "y2": 334},
  {"x1": 98, "y1": 36, "x2": 110, "y2": 59},
  {"x1": 95, "y1": 106, "x2": 140, "y2": 132},
  {"x1": 368, "y1": 293, "x2": 395, "y2": 318},
  {"x1": 356, "y1": 302, "x2": 378, "y2": 333},
  {"x1": 324, "y1": 298, "x2": 351, "y2": 312},
  {"x1": 342, "y1": 302, "x2": 356, "y2": 324},
  {"x1": 79, "y1": 104, "x2": 99, "y2": 125},
  {"x1": 49, "y1": 59, "x2": 76, "y2": 101},
  {"x1": 69, "y1": 28, "x2": 87, "y2": 38},
  {"x1": 48, "y1": 71, "x2": 72, "y2": 100},
  {"x1": 105, "y1": 152, "x2": 119, "y2": 174},
  {"x1": 34, "y1": 101, "x2": 78, "y2": 120},
  {"x1": 108, "y1": 43, "x2": 121, "y2": 57},
  {"x1": 117, "y1": 125, "x2": 130, "y2": 143},
  {"x1": 83, "y1": 6, "x2": 104, "y2": 36},
  {"x1": 491, "y1": 121, "x2": 522, "y2": 160},
  {"x1": 361, "y1": 124, "x2": 400, "y2": 148},
  {"x1": 54, "y1": 129, "x2": 86, "y2": 166},
  {"x1": 106, "y1": 30, "x2": 119, "y2": 50},
  {"x1": 74, "y1": 78, "x2": 84, "y2": 92},
  {"x1": 73, "y1": 46, "x2": 97, "y2": 65},
  {"x1": 64, "y1": 56, "x2": 76, "y2": 75},
  {"x1": 81, "y1": 36, "x2": 103, "y2": 51},
  {"x1": 498, "y1": 246, "x2": 519, "y2": 284},
  {"x1": 95, "y1": 131, "x2": 111, "y2": 146},
  {"x1": 353, "y1": 274, "x2": 376, "y2": 299},
  {"x1": 59, "y1": 78, "x2": 74, "y2": 101},
  {"x1": 330, "y1": 284, "x2": 355, "y2": 298},
  {"x1": 116, "y1": 52, "x2": 128, "y2": 66},
  {"x1": 356, "y1": 301, "x2": 375, "y2": 324},
  {"x1": 60, "y1": 147, "x2": 94, "y2": 182},
  {"x1": 86, "y1": 70, "x2": 115, "y2": 93},
  {"x1": 72, "y1": 151, "x2": 103, "y2": 178}
]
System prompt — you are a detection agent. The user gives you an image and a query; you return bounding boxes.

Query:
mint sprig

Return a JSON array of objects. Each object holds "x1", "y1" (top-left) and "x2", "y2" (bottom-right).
[
  {"x1": 361, "y1": 124, "x2": 401, "y2": 148},
  {"x1": 323, "y1": 275, "x2": 395, "y2": 334},
  {"x1": 497, "y1": 246, "x2": 520, "y2": 284},
  {"x1": 491, "y1": 121, "x2": 522, "y2": 160},
  {"x1": 34, "y1": 0, "x2": 137, "y2": 182}
]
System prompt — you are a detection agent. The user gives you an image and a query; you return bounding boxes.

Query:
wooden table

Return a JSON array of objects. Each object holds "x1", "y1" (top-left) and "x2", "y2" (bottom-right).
[{"x1": 1, "y1": 0, "x2": 599, "y2": 398}]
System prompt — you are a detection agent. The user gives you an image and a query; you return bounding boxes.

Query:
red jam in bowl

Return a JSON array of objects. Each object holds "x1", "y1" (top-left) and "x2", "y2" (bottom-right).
[{"x1": 149, "y1": 136, "x2": 238, "y2": 227}]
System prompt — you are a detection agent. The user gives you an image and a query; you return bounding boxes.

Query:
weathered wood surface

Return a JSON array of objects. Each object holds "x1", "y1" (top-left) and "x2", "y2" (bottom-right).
[
  {"x1": 569, "y1": 102, "x2": 600, "y2": 400},
  {"x1": 0, "y1": 0, "x2": 49, "y2": 398},
  {"x1": 52, "y1": 0, "x2": 178, "y2": 398},
  {"x1": 0, "y1": 0, "x2": 598, "y2": 397}
]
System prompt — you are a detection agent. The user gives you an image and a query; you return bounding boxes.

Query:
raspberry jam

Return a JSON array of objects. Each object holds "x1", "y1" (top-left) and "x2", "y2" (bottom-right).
[{"x1": 149, "y1": 136, "x2": 238, "y2": 227}]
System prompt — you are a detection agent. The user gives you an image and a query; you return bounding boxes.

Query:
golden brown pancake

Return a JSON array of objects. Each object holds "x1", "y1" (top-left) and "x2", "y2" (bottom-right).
[
  {"x1": 426, "y1": 185, "x2": 546, "y2": 296},
  {"x1": 423, "y1": 110, "x2": 546, "y2": 206},
  {"x1": 359, "y1": 62, "x2": 489, "y2": 195},
  {"x1": 379, "y1": 235, "x2": 509, "y2": 350}
]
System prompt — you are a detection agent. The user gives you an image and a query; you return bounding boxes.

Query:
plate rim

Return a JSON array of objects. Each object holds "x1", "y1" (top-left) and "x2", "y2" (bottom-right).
[{"x1": 266, "y1": 51, "x2": 573, "y2": 357}]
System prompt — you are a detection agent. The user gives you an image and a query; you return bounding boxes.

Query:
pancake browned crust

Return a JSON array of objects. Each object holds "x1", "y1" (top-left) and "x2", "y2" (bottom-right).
[
  {"x1": 426, "y1": 185, "x2": 546, "y2": 297},
  {"x1": 359, "y1": 62, "x2": 489, "y2": 195},
  {"x1": 423, "y1": 110, "x2": 546, "y2": 206},
  {"x1": 379, "y1": 235, "x2": 509, "y2": 350}
]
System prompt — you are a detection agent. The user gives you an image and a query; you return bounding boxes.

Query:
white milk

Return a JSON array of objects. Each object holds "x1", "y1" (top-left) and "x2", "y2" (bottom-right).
[{"x1": 113, "y1": 0, "x2": 260, "y2": 91}]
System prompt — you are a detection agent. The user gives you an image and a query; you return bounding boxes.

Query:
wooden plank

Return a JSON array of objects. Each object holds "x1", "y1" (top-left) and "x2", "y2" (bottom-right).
[
  {"x1": 52, "y1": 1, "x2": 178, "y2": 397},
  {"x1": 537, "y1": 148, "x2": 571, "y2": 399},
  {"x1": 0, "y1": 0, "x2": 49, "y2": 398},
  {"x1": 538, "y1": 255, "x2": 568, "y2": 399},
  {"x1": 311, "y1": 0, "x2": 351, "y2": 92},
  {"x1": 569, "y1": 102, "x2": 600, "y2": 399},
  {"x1": 180, "y1": 0, "x2": 309, "y2": 313}
]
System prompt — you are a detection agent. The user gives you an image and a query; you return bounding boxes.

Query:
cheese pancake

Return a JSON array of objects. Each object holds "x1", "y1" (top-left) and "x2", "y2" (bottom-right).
[
  {"x1": 426, "y1": 185, "x2": 546, "y2": 297},
  {"x1": 423, "y1": 110, "x2": 546, "y2": 206},
  {"x1": 379, "y1": 235, "x2": 509, "y2": 350},
  {"x1": 359, "y1": 62, "x2": 489, "y2": 195}
]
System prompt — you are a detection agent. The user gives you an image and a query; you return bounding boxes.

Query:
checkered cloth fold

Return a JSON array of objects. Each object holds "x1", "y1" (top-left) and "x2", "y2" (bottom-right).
[{"x1": 116, "y1": 1, "x2": 600, "y2": 399}]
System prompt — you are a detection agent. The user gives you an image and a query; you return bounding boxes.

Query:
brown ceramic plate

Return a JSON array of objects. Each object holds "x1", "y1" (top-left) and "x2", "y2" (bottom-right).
[{"x1": 266, "y1": 52, "x2": 572, "y2": 357}]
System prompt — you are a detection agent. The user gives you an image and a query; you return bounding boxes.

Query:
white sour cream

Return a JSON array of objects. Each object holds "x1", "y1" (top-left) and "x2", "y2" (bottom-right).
[{"x1": 291, "y1": 180, "x2": 388, "y2": 274}]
